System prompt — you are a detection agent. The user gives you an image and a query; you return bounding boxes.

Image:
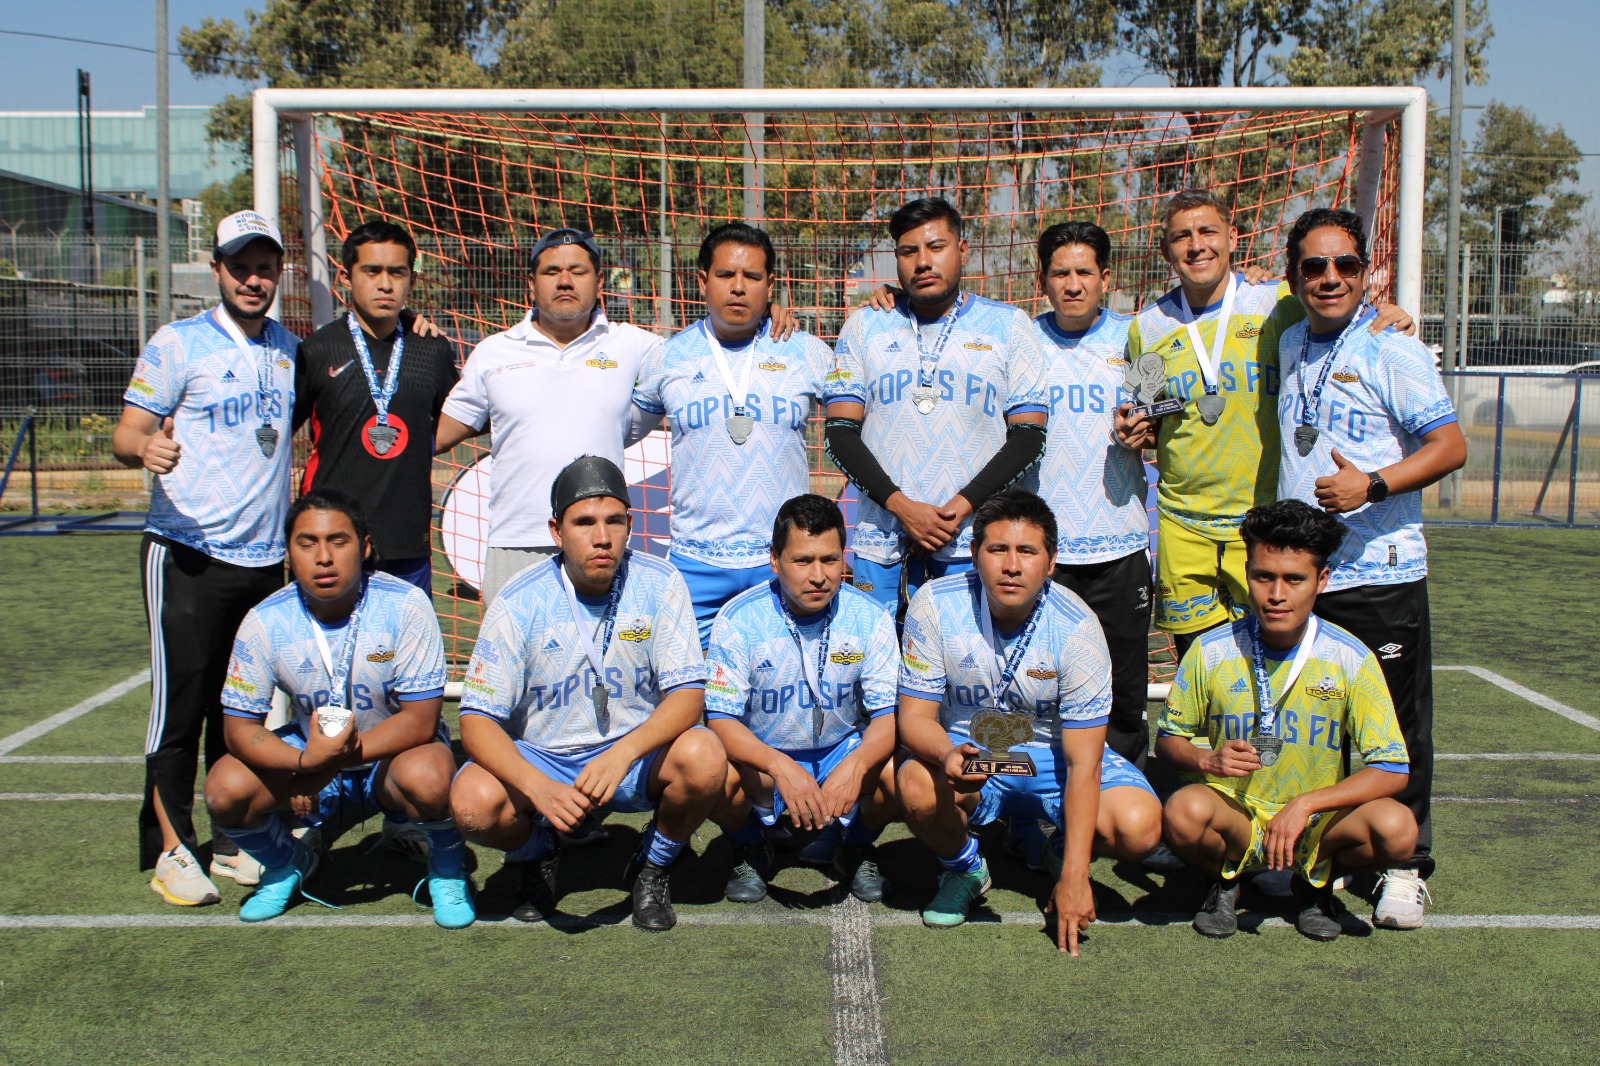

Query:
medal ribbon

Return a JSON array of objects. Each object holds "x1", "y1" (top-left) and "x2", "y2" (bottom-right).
[
  {"x1": 702, "y1": 318, "x2": 759, "y2": 417},
  {"x1": 346, "y1": 312, "x2": 406, "y2": 426},
  {"x1": 774, "y1": 582, "x2": 834, "y2": 738},
  {"x1": 305, "y1": 577, "x2": 367, "y2": 710},
  {"x1": 1247, "y1": 614, "x2": 1319, "y2": 738},
  {"x1": 212, "y1": 304, "x2": 280, "y2": 435},
  {"x1": 977, "y1": 582, "x2": 1048, "y2": 713},
  {"x1": 907, "y1": 291, "x2": 965, "y2": 388},
  {"x1": 558, "y1": 554, "x2": 625, "y2": 721},
  {"x1": 1176, "y1": 272, "x2": 1238, "y2": 398},
  {"x1": 1295, "y1": 304, "x2": 1373, "y2": 430}
]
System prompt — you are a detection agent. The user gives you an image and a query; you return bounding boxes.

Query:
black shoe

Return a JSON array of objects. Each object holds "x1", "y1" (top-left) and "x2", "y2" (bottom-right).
[
  {"x1": 631, "y1": 860, "x2": 676, "y2": 931},
  {"x1": 1292, "y1": 876, "x2": 1345, "y2": 941},
  {"x1": 511, "y1": 849, "x2": 560, "y2": 923},
  {"x1": 1193, "y1": 877, "x2": 1241, "y2": 938},
  {"x1": 561, "y1": 811, "x2": 610, "y2": 848},
  {"x1": 834, "y1": 843, "x2": 891, "y2": 903},
  {"x1": 724, "y1": 844, "x2": 770, "y2": 903}
]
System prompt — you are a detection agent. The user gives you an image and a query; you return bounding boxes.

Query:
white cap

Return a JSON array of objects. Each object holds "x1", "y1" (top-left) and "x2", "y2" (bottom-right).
[{"x1": 214, "y1": 210, "x2": 284, "y2": 257}]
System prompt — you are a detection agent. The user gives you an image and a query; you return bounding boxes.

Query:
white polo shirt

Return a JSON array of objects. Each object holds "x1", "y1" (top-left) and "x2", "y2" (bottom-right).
[{"x1": 442, "y1": 308, "x2": 661, "y2": 548}]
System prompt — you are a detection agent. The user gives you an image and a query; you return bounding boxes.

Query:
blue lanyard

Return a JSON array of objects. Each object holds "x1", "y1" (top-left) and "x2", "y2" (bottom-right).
[
  {"x1": 346, "y1": 313, "x2": 406, "y2": 426},
  {"x1": 774, "y1": 582, "x2": 835, "y2": 738},
  {"x1": 303, "y1": 578, "x2": 367, "y2": 709},
  {"x1": 978, "y1": 582, "x2": 1048, "y2": 712},
  {"x1": 1296, "y1": 305, "x2": 1372, "y2": 428},
  {"x1": 908, "y1": 291, "x2": 964, "y2": 387},
  {"x1": 1247, "y1": 614, "x2": 1318, "y2": 737},
  {"x1": 558, "y1": 555, "x2": 625, "y2": 693}
]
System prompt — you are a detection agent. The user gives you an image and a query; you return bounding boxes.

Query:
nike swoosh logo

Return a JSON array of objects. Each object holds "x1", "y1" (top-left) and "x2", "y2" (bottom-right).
[{"x1": 328, "y1": 360, "x2": 354, "y2": 378}]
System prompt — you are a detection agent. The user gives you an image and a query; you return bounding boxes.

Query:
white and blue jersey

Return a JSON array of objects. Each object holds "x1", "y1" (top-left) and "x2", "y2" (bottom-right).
[
  {"x1": 1277, "y1": 323, "x2": 1457, "y2": 591},
  {"x1": 458, "y1": 551, "x2": 706, "y2": 755},
  {"x1": 124, "y1": 306, "x2": 298, "y2": 565},
  {"x1": 1034, "y1": 309, "x2": 1150, "y2": 563},
  {"x1": 899, "y1": 572, "x2": 1112, "y2": 746},
  {"x1": 632, "y1": 319, "x2": 833, "y2": 569},
  {"x1": 220, "y1": 572, "x2": 447, "y2": 742},
  {"x1": 826, "y1": 295, "x2": 1049, "y2": 564},
  {"x1": 705, "y1": 580, "x2": 899, "y2": 753}
]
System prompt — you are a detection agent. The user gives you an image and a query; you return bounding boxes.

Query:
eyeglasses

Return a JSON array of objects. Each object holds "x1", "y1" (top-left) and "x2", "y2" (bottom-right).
[{"x1": 1297, "y1": 254, "x2": 1366, "y2": 281}]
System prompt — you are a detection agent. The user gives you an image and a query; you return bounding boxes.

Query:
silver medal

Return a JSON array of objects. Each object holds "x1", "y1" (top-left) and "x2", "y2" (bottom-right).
[
  {"x1": 1293, "y1": 424, "x2": 1319, "y2": 457},
  {"x1": 1196, "y1": 392, "x2": 1225, "y2": 425},
  {"x1": 592, "y1": 683, "x2": 610, "y2": 733},
  {"x1": 911, "y1": 385, "x2": 939, "y2": 416},
  {"x1": 255, "y1": 425, "x2": 279, "y2": 458},
  {"x1": 1252, "y1": 734, "x2": 1283, "y2": 767},
  {"x1": 725, "y1": 413, "x2": 754, "y2": 445},
  {"x1": 368, "y1": 422, "x2": 398, "y2": 456}
]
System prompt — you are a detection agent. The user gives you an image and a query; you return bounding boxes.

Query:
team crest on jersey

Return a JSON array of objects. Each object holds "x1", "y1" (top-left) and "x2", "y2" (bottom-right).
[
  {"x1": 759, "y1": 360, "x2": 787, "y2": 373},
  {"x1": 585, "y1": 357, "x2": 619, "y2": 370},
  {"x1": 830, "y1": 646, "x2": 865, "y2": 666},
  {"x1": 1332, "y1": 370, "x2": 1361, "y2": 383},
  {"x1": 1305, "y1": 675, "x2": 1345, "y2": 701},
  {"x1": 963, "y1": 342, "x2": 993, "y2": 351},
  {"x1": 1105, "y1": 356, "x2": 1128, "y2": 366},
  {"x1": 853, "y1": 579, "x2": 873, "y2": 592},
  {"x1": 1234, "y1": 324, "x2": 1261, "y2": 339},
  {"x1": 1025, "y1": 664, "x2": 1058, "y2": 680},
  {"x1": 276, "y1": 357, "x2": 292, "y2": 369},
  {"x1": 617, "y1": 619, "x2": 652, "y2": 643},
  {"x1": 366, "y1": 647, "x2": 395, "y2": 663}
]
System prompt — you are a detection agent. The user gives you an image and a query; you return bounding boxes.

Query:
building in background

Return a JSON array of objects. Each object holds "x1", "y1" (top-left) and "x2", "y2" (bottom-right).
[{"x1": 0, "y1": 105, "x2": 240, "y2": 203}]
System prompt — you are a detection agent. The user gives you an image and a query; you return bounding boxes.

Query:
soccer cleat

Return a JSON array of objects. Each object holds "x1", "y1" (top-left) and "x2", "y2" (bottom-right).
[
  {"x1": 209, "y1": 851, "x2": 264, "y2": 887},
  {"x1": 631, "y1": 861, "x2": 677, "y2": 932},
  {"x1": 1292, "y1": 877, "x2": 1346, "y2": 941},
  {"x1": 797, "y1": 823, "x2": 840, "y2": 866},
  {"x1": 834, "y1": 843, "x2": 891, "y2": 903},
  {"x1": 921, "y1": 858, "x2": 992, "y2": 928},
  {"x1": 561, "y1": 811, "x2": 610, "y2": 848},
  {"x1": 380, "y1": 819, "x2": 431, "y2": 864},
  {"x1": 238, "y1": 841, "x2": 318, "y2": 923},
  {"x1": 511, "y1": 850, "x2": 561, "y2": 924},
  {"x1": 1372, "y1": 868, "x2": 1431, "y2": 930},
  {"x1": 1141, "y1": 842, "x2": 1186, "y2": 874},
  {"x1": 1004, "y1": 818, "x2": 1048, "y2": 871},
  {"x1": 150, "y1": 844, "x2": 222, "y2": 906},
  {"x1": 1192, "y1": 877, "x2": 1241, "y2": 938},
  {"x1": 724, "y1": 844, "x2": 771, "y2": 904},
  {"x1": 416, "y1": 870, "x2": 477, "y2": 930}
]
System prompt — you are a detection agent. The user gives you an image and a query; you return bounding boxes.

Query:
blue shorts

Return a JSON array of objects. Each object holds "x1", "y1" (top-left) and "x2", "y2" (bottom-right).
[
  {"x1": 274, "y1": 725, "x2": 397, "y2": 828},
  {"x1": 668, "y1": 552, "x2": 771, "y2": 648},
  {"x1": 508, "y1": 730, "x2": 705, "y2": 814},
  {"x1": 960, "y1": 734, "x2": 1156, "y2": 829},
  {"x1": 851, "y1": 556, "x2": 971, "y2": 613},
  {"x1": 761, "y1": 734, "x2": 864, "y2": 828},
  {"x1": 376, "y1": 556, "x2": 433, "y2": 600}
]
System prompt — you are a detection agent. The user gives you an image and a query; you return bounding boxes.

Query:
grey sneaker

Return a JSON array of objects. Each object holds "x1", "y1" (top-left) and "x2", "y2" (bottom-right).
[
  {"x1": 1293, "y1": 877, "x2": 1346, "y2": 941},
  {"x1": 834, "y1": 843, "x2": 891, "y2": 903},
  {"x1": 1141, "y1": 842, "x2": 1186, "y2": 874},
  {"x1": 1193, "y1": 877, "x2": 1240, "y2": 938},
  {"x1": 724, "y1": 844, "x2": 771, "y2": 903}
]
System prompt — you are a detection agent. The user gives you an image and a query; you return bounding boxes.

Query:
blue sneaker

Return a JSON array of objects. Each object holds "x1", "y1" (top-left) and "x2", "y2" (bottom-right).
[
  {"x1": 239, "y1": 841, "x2": 318, "y2": 923},
  {"x1": 417, "y1": 869, "x2": 476, "y2": 929},
  {"x1": 1005, "y1": 818, "x2": 1047, "y2": 871}
]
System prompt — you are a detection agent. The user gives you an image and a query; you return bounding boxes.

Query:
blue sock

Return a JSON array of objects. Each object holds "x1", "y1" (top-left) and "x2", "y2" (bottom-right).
[
  {"x1": 937, "y1": 835, "x2": 983, "y2": 874},
  {"x1": 218, "y1": 812, "x2": 296, "y2": 870},
  {"x1": 506, "y1": 825, "x2": 554, "y2": 864},
  {"x1": 842, "y1": 818, "x2": 881, "y2": 847},
  {"x1": 727, "y1": 813, "x2": 764, "y2": 848},
  {"x1": 641, "y1": 823, "x2": 687, "y2": 868},
  {"x1": 416, "y1": 818, "x2": 465, "y2": 876}
]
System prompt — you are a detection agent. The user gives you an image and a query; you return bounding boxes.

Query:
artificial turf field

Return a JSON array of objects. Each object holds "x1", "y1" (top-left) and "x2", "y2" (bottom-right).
[{"x1": 2, "y1": 526, "x2": 1599, "y2": 1064}]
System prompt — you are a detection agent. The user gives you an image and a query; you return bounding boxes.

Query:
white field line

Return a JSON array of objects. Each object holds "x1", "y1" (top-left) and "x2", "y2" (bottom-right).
[
  {"x1": 829, "y1": 894, "x2": 889, "y2": 1066},
  {"x1": 0, "y1": 670, "x2": 150, "y2": 755},
  {"x1": 1, "y1": 910, "x2": 1597, "y2": 931},
  {"x1": 0, "y1": 755, "x2": 143, "y2": 764},
  {"x1": 1437, "y1": 665, "x2": 1600, "y2": 732},
  {"x1": 0, "y1": 793, "x2": 143, "y2": 801}
]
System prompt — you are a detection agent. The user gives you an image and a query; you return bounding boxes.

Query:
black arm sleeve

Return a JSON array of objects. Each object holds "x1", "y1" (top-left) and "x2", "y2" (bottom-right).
[
  {"x1": 824, "y1": 416, "x2": 901, "y2": 509},
  {"x1": 957, "y1": 420, "x2": 1047, "y2": 509}
]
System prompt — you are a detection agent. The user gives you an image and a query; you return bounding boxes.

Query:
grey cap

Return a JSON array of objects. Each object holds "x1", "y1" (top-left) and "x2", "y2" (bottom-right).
[
  {"x1": 529, "y1": 227, "x2": 601, "y2": 271},
  {"x1": 550, "y1": 455, "x2": 631, "y2": 520}
]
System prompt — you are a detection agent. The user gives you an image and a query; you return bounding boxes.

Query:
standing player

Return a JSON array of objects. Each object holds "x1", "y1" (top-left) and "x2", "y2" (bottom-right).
[
  {"x1": 434, "y1": 229, "x2": 660, "y2": 607},
  {"x1": 1157, "y1": 500, "x2": 1417, "y2": 940},
  {"x1": 203, "y1": 491, "x2": 472, "y2": 928},
  {"x1": 631, "y1": 223, "x2": 834, "y2": 645},
  {"x1": 448, "y1": 457, "x2": 727, "y2": 931},
  {"x1": 703, "y1": 494, "x2": 901, "y2": 903},
  {"x1": 824, "y1": 197, "x2": 1049, "y2": 615},
  {"x1": 895, "y1": 490, "x2": 1163, "y2": 953},
  {"x1": 112, "y1": 210, "x2": 297, "y2": 905},
  {"x1": 1274, "y1": 208, "x2": 1466, "y2": 929},
  {"x1": 295, "y1": 219, "x2": 459, "y2": 598}
]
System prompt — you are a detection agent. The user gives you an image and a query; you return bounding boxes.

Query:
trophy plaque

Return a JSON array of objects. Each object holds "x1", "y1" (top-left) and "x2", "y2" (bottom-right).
[{"x1": 964, "y1": 709, "x2": 1038, "y2": 777}]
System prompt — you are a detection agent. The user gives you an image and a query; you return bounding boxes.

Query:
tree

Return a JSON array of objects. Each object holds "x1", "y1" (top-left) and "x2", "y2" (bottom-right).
[{"x1": 1544, "y1": 211, "x2": 1600, "y2": 320}]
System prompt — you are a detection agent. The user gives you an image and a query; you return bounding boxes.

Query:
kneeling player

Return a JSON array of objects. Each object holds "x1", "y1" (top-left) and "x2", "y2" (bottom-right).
[
  {"x1": 1156, "y1": 499, "x2": 1417, "y2": 941},
  {"x1": 896, "y1": 490, "x2": 1163, "y2": 954},
  {"x1": 705, "y1": 494, "x2": 902, "y2": 903},
  {"x1": 449, "y1": 456, "x2": 726, "y2": 931},
  {"x1": 205, "y1": 491, "x2": 472, "y2": 928}
]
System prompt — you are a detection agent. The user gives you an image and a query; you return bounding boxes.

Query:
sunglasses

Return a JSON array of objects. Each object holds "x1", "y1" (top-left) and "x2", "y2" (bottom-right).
[{"x1": 1297, "y1": 254, "x2": 1366, "y2": 280}]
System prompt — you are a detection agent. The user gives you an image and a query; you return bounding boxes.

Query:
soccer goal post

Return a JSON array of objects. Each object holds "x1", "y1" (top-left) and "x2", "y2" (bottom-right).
[{"x1": 249, "y1": 86, "x2": 1427, "y2": 687}]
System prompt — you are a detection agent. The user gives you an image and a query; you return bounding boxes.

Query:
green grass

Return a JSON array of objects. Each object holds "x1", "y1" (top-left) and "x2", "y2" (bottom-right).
[{"x1": 2, "y1": 528, "x2": 1599, "y2": 1064}]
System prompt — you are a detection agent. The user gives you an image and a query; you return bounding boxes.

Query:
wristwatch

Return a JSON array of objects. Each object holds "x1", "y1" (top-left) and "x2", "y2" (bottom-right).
[{"x1": 1366, "y1": 471, "x2": 1390, "y2": 504}]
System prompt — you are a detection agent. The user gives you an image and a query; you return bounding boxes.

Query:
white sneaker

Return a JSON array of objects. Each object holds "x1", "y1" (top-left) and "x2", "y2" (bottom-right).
[
  {"x1": 150, "y1": 844, "x2": 221, "y2": 906},
  {"x1": 210, "y1": 851, "x2": 264, "y2": 887},
  {"x1": 1373, "y1": 868, "x2": 1431, "y2": 929},
  {"x1": 380, "y1": 820, "x2": 430, "y2": 864}
]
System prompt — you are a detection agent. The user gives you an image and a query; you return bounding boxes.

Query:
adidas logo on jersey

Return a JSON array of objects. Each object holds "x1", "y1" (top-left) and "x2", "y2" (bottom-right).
[
  {"x1": 295, "y1": 658, "x2": 315, "y2": 675},
  {"x1": 691, "y1": 371, "x2": 707, "y2": 383},
  {"x1": 1170, "y1": 339, "x2": 1185, "y2": 353},
  {"x1": 883, "y1": 342, "x2": 901, "y2": 352},
  {"x1": 221, "y1": 370, "x2": 238, "y2": 382},
  {"x1": 959, "y1": 653, "x2": 978, "y2": 669},
  {"x1": 756, "y1": 658, "x2": 775, "y2": 671},
  {"x1": 542, "y1": 636, "x2": 562, "y2": 653},
  {"x1": 1228, "y1": 678, "x2": 1249, "y2": 693}
]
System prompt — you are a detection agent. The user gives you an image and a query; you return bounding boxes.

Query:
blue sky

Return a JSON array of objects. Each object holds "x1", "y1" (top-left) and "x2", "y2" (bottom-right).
[{"x1": 2, "y1": 1, "x2": 1595, "y2": 204}]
